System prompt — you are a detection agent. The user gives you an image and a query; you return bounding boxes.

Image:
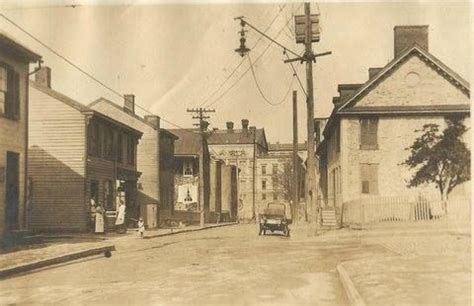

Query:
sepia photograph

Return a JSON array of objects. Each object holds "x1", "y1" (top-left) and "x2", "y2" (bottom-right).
[{"x1": 0, "y1": 0, "x2": 471, "y2": 305}]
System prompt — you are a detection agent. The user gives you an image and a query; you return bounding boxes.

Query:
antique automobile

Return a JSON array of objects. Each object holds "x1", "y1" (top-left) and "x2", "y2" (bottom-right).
[{"x1": 259, "y1": 203, "x2": 290, "y2": 237}]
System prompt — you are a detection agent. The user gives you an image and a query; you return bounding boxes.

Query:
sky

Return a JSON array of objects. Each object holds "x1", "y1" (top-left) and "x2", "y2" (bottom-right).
[{"x1": 0, "y1": 0, "x2": 471, "y2": 143}]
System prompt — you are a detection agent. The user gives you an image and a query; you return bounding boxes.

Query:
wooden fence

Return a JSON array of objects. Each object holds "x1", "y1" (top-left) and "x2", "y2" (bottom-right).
[{"x1": 342, "y1": 195, "x2": 470, "y2": 226}]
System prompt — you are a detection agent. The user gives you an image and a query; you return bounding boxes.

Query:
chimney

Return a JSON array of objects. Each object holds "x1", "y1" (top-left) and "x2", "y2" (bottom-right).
[
  {"x1": 368, "y1": 67, "x2": 383, "y2": 79},
  {"x1": 124, "y1": 94, "x2": 135, "y2": 114},
  {"x1": 394, "y1": 25, "x2": 429, "y2": 57},
  {"x1": 241, "y1": 119, "x2": 249, "y2": 130},
  {"x1": 35, "y1": 66, "x2": 51, "y2": 88},
  {"x1": 226, "y1": 121, "x2": 234, "y2": 132},
  {"x1": 144, "y1": 115, "x2": 160, "y2": 129}
]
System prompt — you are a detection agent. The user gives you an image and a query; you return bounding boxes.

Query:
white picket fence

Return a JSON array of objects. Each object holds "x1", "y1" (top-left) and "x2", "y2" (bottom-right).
[{"x1": 342, "y1": 195, "x2": 470, "y2": 226}]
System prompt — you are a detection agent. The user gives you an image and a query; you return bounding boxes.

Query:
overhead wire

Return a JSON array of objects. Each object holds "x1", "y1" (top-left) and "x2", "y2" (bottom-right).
[
  {"x1": 247, "y1": 52, "x2": 295, "y2": 106},
  {"x1": 204, "y1": 3, "x2": 303, "y2": 108},
  {"x1": 197, "y1": 4, "x2": 287, "y2": 107},
  {"x1": 0, "y1": 12, "x2": 193, "y2": 133}
]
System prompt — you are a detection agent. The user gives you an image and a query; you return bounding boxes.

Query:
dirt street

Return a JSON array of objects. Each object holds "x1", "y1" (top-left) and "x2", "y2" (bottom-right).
[{"x1": 0, "y1": 224, "x2": 391, "y2": 306}]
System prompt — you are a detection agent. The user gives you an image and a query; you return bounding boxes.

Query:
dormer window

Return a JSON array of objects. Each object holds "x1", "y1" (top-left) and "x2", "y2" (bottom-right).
[{"x1": 183, "y1": 160, "x2": 193, "y2": 177}]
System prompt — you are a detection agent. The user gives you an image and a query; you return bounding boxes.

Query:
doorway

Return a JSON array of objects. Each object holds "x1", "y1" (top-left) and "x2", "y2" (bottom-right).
[{"x1": 5, "y1": 151, "x2": 20, "y2": 230}]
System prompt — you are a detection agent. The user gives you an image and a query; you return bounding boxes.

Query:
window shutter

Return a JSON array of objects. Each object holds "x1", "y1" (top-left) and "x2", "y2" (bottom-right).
[
  {"x1": 368, "y1": 119, "x2": 378, "y2": 146},
  {"x1": 360, "y1": 119, "x2": 368, "y2": 146}
]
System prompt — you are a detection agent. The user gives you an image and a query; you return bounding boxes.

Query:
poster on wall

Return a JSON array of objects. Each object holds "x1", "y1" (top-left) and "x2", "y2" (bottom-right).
[{"x1": 176, "y1": 184, "x2": 198, "y2": 211}]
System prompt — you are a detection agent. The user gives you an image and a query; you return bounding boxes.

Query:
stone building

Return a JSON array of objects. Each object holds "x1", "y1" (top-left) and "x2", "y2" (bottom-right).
[
  {"x1": 88, "y1": 97, "x2": 178, "y2": 229},
  {"x1": 207, "y1": 120, "x2": 268, "y2": 221},
  {"x1": 29, "y1": 68, "x2": 143, "y2": 232},
  {"x1": 318, "y1": 25, "x2": 470, "y2": 223},
  {"x1": 0, "y1": 33, "x2": 41, "y2": 245}
]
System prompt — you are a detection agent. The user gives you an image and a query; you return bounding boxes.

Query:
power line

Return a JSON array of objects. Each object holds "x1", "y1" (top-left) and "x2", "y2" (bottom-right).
[
  {"x1": 0, "y1": 12, "x2": 193, "y2": 133},
  {"x1": 198, "y1": 4, "x2": 287, "y2": 107},
  {"x1": 204, "y1": 3, "x2": 302, "y2": 108},
  {"x1": 247, "y1": 52, "x2": 294, "y2": 106}
]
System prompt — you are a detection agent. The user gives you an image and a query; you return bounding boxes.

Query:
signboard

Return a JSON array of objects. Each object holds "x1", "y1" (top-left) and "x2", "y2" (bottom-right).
[{"x1": 294, "y1": 14, "x2": 320, "y2": 44}]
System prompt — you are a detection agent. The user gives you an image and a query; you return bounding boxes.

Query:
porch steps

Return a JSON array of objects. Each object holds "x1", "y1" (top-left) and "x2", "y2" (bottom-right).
[{"x1": 322, "y1": 210, "x2": 338, "y2": 227}]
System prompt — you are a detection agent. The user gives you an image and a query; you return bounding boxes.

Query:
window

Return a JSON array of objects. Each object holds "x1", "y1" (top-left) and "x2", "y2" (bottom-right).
[
  {"x1": 262, "y1": 193, "x2": 266, "y2": 200},
  {"x1": 360, "y1": 118, "x2": 378, "y2": 150},
  {"x1": 0, "y1": 63, "x2": 19, "y2": 120},
  {"x1": 273, "y1": 193, "x2": 278, "y2": 200},
  {"x1": 360, "y1": 164, "x2": 378, "y2": 195},
  {"x1": 336, "y1": 123, "x2": 341, "y2": 152},
  {"x1": 261, "y1": 164, "x2": 267, "y2": 175},
  {"x1": 104, "y1": 126, "x2": 114, "y2": 161},
  {"x1": 272, "y1": 164, "x2": 278, "y2": 175},
  {"x1": 261, "y1": 180, "x2": 266, "y2": 190},
  {"x1": 126, "y1": 135, "x2": 135, "y2": 165},
  {"x1": 183, "y1": 160, "x2": 193, "y2": 177},
  {"x1": 104, "y1": 180, "x2": 115, "y2": 210},
  {"x1": 87, "y1": 121, "x2": 99, "y2": 157},
  {"x1": 117, "y1": 132, "x2": 123, "y2": 163}
]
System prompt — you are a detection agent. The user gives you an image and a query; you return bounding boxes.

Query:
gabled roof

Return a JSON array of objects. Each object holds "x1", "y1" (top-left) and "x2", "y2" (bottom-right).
[
  {"x1": 207, "y1": 128, "x2": 268, "y2": 149},
  {"x1": 89, "y1": 97, "x2": 178, "y2": 139},
  {"x1": 30, "y1": 81, "x2": 142, "y2": 136},
  {"x1": 323, "y1": 45, "x2": 471, "y2": 138},
  {"x1": 0, "y1": 32, "x2": 41, "y2": 62},
  {"x1": 168, "y1": 129, "x2": 202, "y2": 156},
  {"x1": 338, "y1": 45, "x2": 470, "y2": 112}
]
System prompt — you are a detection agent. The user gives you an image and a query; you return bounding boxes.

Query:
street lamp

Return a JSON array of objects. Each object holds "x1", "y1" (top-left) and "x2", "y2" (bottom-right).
[{"x1": 234, "y1": 18, "x2": 250, "y2": 57}]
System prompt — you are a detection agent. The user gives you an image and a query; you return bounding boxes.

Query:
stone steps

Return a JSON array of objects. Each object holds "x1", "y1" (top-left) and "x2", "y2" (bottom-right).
[{"x1": 322, "y1": 210, "x2": 338, "y2": 227}]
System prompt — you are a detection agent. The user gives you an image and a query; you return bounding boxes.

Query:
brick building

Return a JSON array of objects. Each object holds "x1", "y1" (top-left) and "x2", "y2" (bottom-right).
[
  {"x1": 207, "y1": 120, "x2": 268, "y2": 221},
  {"x1": 88, "y1": 97, "x2": 178, "y2": 229},
  {"x1": 318, "y1": 26, "x2": 470, "y2": 223},
  {"x1": 28, "y1": 68, "x2": 142, "y2": 232},
  {"x1": 0, "y1": 33, "x2": 41, "y2": 245}
]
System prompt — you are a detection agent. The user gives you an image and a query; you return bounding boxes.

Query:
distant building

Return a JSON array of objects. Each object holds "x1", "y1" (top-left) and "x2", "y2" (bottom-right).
[
  {"x1": 318, "y1": 26, "x2": 471, "y2": 224},
  {"x1": 88, "y1": 97, "x2": 178, "y2": 229},
  {"x1": 207, "y1": 119, "x2": 268, "y2": 221},
  {"x1": 0, "y1": 33, "x2": 41, "y2": 245},
  {"x1": 28, "y1": 67, "x2": 142, "y2": 232},
  {"x1": 168, "y1": 129, "x2": 210, "y2": 225},
  {"x1": 255, "y1": 154, "x2": 306, "y2": 219}
]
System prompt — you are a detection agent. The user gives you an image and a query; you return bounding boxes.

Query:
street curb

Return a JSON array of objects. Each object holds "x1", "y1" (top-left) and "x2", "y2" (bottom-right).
[
  {"x1": 336, "y1": 263, "x2": 367, "y2": 306},
  {"x1": 0, "y1": 245, "x2": 116, "y2": 279},
  {"x1": 143, "y1": 222, "x2": 238, "y2": 239}
]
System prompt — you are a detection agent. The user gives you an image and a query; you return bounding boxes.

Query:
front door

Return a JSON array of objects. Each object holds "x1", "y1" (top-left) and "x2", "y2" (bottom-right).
[{"x1": 5, "y1": 151, "x2": 20, "y2": 230}]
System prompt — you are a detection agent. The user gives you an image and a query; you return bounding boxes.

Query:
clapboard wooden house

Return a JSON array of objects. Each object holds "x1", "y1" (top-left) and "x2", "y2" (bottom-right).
[
  {"x1": 0, "y1": 33, "x2": 41, "y2": 245},
  {"x1": 28, "y1": 67, "x2": 142, "y2": 232}
]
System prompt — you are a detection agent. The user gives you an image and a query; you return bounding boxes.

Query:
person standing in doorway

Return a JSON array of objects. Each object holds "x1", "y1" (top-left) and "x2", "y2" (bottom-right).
[
  {"x1": 90, "y1": 198, "x2": 97, "y2": 233},
  {"x1": 95, "y1": 204, "x2": 105, "y2": 234},
  {"x1": 115, "y1": 201, "x2": 126, "y2": 234}
]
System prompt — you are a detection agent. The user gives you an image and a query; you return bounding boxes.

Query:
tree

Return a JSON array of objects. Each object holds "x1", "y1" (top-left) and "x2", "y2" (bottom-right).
[
  {"x1": 403, "y1": 116, "x2": 470, "y2": 215},
  {"x1": 272, "y1": 159, "x2": 300, "y2": 221}
]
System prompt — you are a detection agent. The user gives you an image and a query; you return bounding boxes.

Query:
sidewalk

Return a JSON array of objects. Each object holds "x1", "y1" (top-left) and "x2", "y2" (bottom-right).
[
  {"x1": 334, "y1": 223, "x2": 471, "y2": 306},
  {"x1": 0, "y1": 222, "x2": 237, "y2": 278}
]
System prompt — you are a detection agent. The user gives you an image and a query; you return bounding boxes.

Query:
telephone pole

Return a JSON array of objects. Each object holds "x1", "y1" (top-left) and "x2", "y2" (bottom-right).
[
  {"x1": 234, "y1": 2, "x2": 331, "y2": 229},
  {"x1": 187, "y1": 107, "x2": 215, "y2": 227},
  {"x1": 292, "y1": 90, "x2": 299, "y2": 223},
  {"x1": 303, "y1": 3, "x2": 318, "y2": 226}
]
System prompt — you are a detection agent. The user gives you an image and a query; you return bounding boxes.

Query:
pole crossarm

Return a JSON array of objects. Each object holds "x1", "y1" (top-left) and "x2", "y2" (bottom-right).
[{"x1": 283, "y1": 51, "x2": 332, "y2": 63}]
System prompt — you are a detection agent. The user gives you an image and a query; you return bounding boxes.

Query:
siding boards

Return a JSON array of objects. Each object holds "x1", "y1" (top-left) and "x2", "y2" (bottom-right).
[{"x1": 28, "y1": 85, "x2": 87, "y2": 231}]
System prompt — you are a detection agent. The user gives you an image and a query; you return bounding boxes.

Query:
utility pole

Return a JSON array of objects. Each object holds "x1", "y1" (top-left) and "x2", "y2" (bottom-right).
[
  {"x1": 234, "y1": 2, "x2": 331, "y2": 229},
  {"x1": 303, "y1": 2, "x2": 318, "y2": 226},
  {"x1": 187, "y1": 107, "x2": 215, "y2": 227},
  {"x1": 292, "y1": 90, "x2": 299, "y2": 223}
]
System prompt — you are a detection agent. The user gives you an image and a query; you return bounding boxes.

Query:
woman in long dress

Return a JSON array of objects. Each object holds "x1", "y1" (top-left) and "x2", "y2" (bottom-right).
[
  {"x1": 95, "y1": 204, "x2": 105, "y2": 234},
  {"x1": 115, "y1": 202, "x2": 126, "y2": 234}
]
